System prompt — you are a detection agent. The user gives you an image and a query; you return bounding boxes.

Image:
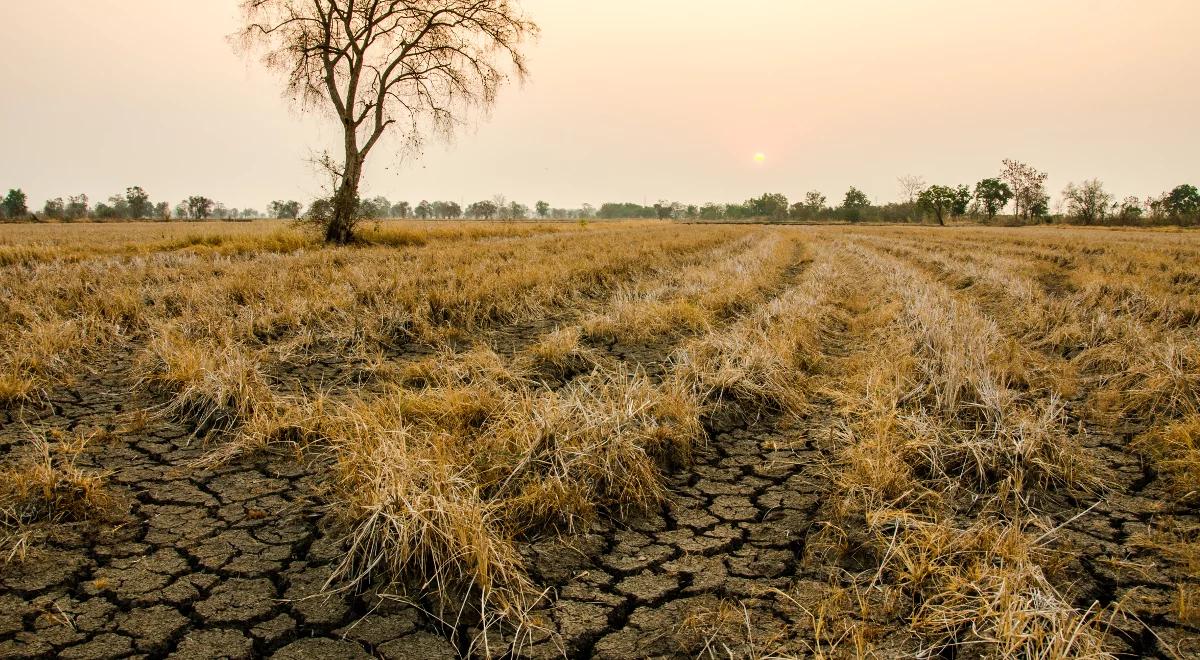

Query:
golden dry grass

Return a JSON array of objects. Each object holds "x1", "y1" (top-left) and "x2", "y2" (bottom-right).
[
  {"x1": 1, "y1": 220, "x2": 1196, "y2": 657},
  {"x1": 0, "y1": 429, "x2": 114, "y2": 563}
]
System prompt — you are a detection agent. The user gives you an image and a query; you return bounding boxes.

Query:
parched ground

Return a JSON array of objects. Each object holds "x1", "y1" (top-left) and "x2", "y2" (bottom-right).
[
  {"x1": 2, "y1": 223, "x2": 1199, "y2": 658},
  {"x1": 0, "y1": 347, "x2": 870, "y2": 660}
]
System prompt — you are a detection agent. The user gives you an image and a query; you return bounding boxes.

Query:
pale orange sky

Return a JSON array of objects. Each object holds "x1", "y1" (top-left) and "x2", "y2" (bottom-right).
[{"x1": 2, "y1": 1, "x2": 1198, "y2": 211}]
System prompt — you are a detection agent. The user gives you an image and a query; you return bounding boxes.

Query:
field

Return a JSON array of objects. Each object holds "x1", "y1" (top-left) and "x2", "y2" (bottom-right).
[{"x1": 0, "y1": 220, "x2": 1197, "y2": 658}]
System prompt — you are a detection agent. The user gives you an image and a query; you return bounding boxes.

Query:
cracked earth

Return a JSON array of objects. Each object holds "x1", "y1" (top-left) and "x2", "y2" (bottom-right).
[{"x1": 2, "y1": 228, "x2": 1198, "y2": 659}]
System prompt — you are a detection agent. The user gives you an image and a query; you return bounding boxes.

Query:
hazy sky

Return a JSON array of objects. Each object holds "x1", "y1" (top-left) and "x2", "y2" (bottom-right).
[{"x1": 2, "y1": 1, "x2": 1198, "y2": 211}]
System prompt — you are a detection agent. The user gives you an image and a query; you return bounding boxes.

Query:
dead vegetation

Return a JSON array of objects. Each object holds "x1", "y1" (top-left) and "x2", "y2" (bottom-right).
[
  {"x1": 0, "y1": 430, "x2": 114, "y2": 563},
  {"x1": 1, "y1": 220, "x2": 1197, "y2": 657}
]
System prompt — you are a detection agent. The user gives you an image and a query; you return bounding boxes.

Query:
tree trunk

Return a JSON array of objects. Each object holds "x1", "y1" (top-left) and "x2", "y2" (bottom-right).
[{"x1": 326, "y1": 159, "x2": 362, "y2": 245}]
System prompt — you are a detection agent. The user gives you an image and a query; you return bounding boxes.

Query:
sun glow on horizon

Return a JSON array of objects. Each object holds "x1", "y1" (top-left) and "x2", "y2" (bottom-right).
[{"x1": 753, "y1": 152, "x2": 767, "y2": 164}]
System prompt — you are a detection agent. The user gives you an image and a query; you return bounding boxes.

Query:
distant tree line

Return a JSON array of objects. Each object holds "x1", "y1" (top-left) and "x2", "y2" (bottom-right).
[
  {"x1": 0, "y1": 186, "x2": 320, "y2": 222},
  {"x1": 304, "y1": 194, "x2": 596, "y2": 222},
  {"x1": 599, "y1": 160, "x2": 1198, "y2": 227},
  {"x1": 5, "y1": 161, "x2": 1198, "y2": 227}
]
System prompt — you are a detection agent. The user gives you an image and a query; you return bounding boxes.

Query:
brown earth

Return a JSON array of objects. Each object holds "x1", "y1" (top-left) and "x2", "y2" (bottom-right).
[{"x1": 2, "y1": 234, "x2": 1198, "y2": 659}]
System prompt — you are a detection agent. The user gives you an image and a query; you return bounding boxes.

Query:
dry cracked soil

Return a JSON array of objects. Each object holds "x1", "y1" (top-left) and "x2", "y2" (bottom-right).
[{"x1": 2, "y1": 318, "x2": 1197, "y2": 658}]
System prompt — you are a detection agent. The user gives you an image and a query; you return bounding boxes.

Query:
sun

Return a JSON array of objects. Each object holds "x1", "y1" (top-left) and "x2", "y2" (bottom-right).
[{"x1": 753, "y1": 152, "x2": 767, "y2": 164}]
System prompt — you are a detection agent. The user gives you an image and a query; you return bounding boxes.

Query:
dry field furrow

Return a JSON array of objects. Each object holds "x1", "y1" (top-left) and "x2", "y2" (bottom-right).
[
  {"x1": 846, "y1": 233, "x2": 1200, "y2": 657},
  {"x1": 2, "y1": 222, "x2": 1198, "y2": 659}
]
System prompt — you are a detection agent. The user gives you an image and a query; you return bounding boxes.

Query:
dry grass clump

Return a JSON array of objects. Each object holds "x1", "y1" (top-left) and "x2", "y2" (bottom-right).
[
  {"x1": 846, "y1": 245, "x2": 1100, "y2": 500},
  {"x1": 673, "y1": 596, "x2": 791, "y2": 659},
  {"x1": 136, "y1": 331, "x2": 271, "y2": 434},
  {"x1": 0, "y1": 372, "x2": 35, "y2": 406},
  {"x1": 869, "y1": 513, "x2": 1113, "y2": 660},
  {"x1": 582, "y1": 230, "x2": 799, "y2": 343},
  {"x1": 1, "y1": 432, "x2": 114, "y2": 563},
  {"x1": 318, "y1": 347, "x2": 705, "y2": 632},
  {"x1": 677, "y1": 582, "x2": 903, "y2": 659},
  {"x1": 671, "y1": 255, "x2": 837, "y2": 417},
  {"x1": 1134, "y1": 416, "x2": 1200, "y2": 502},
  {"x1": 0, "y1": 317, "x2": 96, "y2": 407},
  {"x1": 492, "y1": 370, "x2": 704, "y2": 525},
  {"x1": 327, "y1": 414, "x2": 533, "y2": 630},
  {"x1": 1085, "y1": 335, "x2": 1199, "y2": 421},
  {"x1": 521, "y1": 326, "x2": 599, "y2": 380},
  {"x1": 807, "y1": 240, "x2": 1112, "y2": 658}
]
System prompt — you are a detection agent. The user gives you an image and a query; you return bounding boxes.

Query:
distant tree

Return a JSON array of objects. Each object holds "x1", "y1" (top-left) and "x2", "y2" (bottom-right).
[
  {"x1": 187, "y1": 196, "x2": 214, "y2": 220},
  {"x1": 685, "y1": 204, "x2": 698, "y2": 220},
  {"x1": 1000, "y1": 159, "x2": 1048, "y2": 223},
  {"x1": 174, "y1": 202, "x2": 189, "y2": 220},
  {"x1": 125, "y1": 186, "x2": 153, "y2": 219},
  {"x1": 94, "y1": 203, "x2": 117, "y2": 220},
  {"x1": 65, "y1": 194, "x2": 89, "y2": 221},
  {"x1": 653, "y1": 200, "x2": 673, "y2": 220},
  {"x1": 746, "y1": 193, "x2": 789, "y2": 221},
  {"x1": 1114, "y1": 196, "x2": 1143, "y2": 225},
  {"x1": 43, "y1": 198, "x2": 65, "y2": 220},
  {"x1": 792, "y1": 190, "x2": 826, "y2": 220},
  {"x1": 1164, "y1": 184, "x2": 1200, "y2": 220},
  {"x1": 3, "y1": 189, "x2": 28, "y2": 218},
  {"x1": 917, "y1": 185, "x2": 958, "y2": 226},
  {"x1": 237, "y1": 0, "x2": 536, "y2": 244},
  {"x1": 359, "y1": 197, "x2": 389, "y2": 219},
  {"x1": 415, "y1": 200, "x2": 432, "y2": 219},
  {"x1": 841, "y1": 187, "x2": 870, "y2": 222},
  {"x1": 429, "y1": 200, "x2": 462, "y2": 219},
  {"x1": 509, "y1": 201, "x2": 528, "y2": 220},
  {"x1": 467, "y1": 200, "x2": 498, "y2": 219},
  {"x1": 951, "y1": 185, "x2": 972, "y2": 217},
  {"x1": 597, "y1": 202, "x2": 652, "y2": 219},
  {"x1": 722, "y1": 203, "x2": 747, "y2": 220},
  {"x1": 1062, "y1": 179, "x2": 1112, "y2": 225},
  {"x1": 154, "y1": 201, "x2": 172, "y2": 221},
  {"x1": 390, "y1": 201, "x2": 411, "y2": 219},
  {"x1": 580, "y1": 203, "x2": 595, "y2": 219},
  {"x1": 269, "y1": 200, "x2": 303, "y2": 219},
  {"x1": 369, "y1": 196, "x2": 391, "y2": 218},
  {"x1": 897, "y1": 175, "x2": 926, "y2": 205},
  {"x1": 974, "y1": 178, "x2": 1013, "y2": 221},
  {"x1": 1030, "y1": 193, "x2": 1050, "y2": 222},
  {"x1": 535, "y1": 200, "x2": 550, "y2": 218},
  {"x1": 306, "y1": 198, "x2": 334, "y2": 224},
  {"x1": 104, "y1": 195, "x2": 131, "y2": 218}
]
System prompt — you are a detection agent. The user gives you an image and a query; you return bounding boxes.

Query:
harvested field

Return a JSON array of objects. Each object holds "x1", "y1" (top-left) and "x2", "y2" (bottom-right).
[{"x1": 1, "y1": 220, "x2": 1197, "y2": 658}]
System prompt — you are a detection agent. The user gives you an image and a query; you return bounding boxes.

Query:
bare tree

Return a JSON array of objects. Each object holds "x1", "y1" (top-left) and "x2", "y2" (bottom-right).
[
  {"x1": 897, "y1": 174, "x2": 926, "y2": 205},
  {"x1": 237, "y1": 1, "x2": 537, "y2": 244}
]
